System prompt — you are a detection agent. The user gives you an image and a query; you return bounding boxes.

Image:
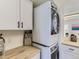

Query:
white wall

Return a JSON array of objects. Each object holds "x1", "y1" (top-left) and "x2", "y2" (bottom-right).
[
  {"x1": 0, "y1": 31, "x2": 24, "y2": 51},
  {"x1": 53, "y1": 0, "x2": 79, "y2": 16},
  {"x1": 32, "y1": 0, "x2": 48, "y2": 7}
]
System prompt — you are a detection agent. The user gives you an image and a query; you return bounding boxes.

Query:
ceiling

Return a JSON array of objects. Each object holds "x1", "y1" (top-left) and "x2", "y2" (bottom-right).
[
  {"x1": 32, "y1": 0, "x2": 79, "y2": 16},
  {"x1": 32, "y1": 0, "x2": 49, "y2": 7}
]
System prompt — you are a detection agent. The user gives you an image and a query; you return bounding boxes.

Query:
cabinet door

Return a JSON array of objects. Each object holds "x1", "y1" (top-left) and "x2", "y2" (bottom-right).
[
  {"x1": 61, "y1": 53, "x2": 73, "y2": 59},
  {"x1": 21, "y1": 0, "x2": 32, "y2": 30},
  {"x1": 0, "y1": 0, "x2": 19, "y2": 30},
  {"x1": 61, "y1": 53, "x2": 79, "y2": 59},
  {"x1": 60, "y1": 44, "x2": 79, "y2": 59}
]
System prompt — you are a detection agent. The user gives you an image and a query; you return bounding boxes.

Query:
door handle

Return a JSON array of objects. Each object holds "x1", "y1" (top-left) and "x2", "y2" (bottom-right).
[
  {"x1": 18, "y1": 21, "x2": 20, "y2": 28},
  {"x1": 21, "y1": 22, "x2": 23, "y2": 28},
  {"x1": 69, "y1": 48, "x2": 74, "y2": 51}
]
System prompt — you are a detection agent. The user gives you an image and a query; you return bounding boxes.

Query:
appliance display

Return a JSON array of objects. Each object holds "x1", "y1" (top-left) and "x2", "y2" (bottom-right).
[
  {"x1": 33, "y1": 1, "x2": 60, "y2": 46},
  {"x1": 33, "y1": 42, "x2": 59, "y2": 59}
]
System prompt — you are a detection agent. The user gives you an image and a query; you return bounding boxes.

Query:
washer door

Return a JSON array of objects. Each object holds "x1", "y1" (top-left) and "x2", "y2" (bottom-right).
[
  {"x1": 51, "y1": 47, "x2": 58, "y2": 59},
  {"x1": 51, "y1": 12, "x2": 60, "y2": 35}
]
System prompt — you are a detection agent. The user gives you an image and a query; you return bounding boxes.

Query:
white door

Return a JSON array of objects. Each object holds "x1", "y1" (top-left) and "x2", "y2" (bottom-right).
[
  {"x1": 0, "y1": 0, "x2": 19, "y2": 30},
  {"x1": 61, "y1": 53, "x2": 73, "y2": 59},
  {"x1": 21, "y1": 0, "x2": 32, "y2": 30},
  {"x1": 61, "y1": 52, "x2": 79, "y2": 59}
]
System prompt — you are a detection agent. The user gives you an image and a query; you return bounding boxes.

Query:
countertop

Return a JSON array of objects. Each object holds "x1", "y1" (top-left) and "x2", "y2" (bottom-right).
[
  {"x1": 61, "y1": 38, "x2": 79, "y2": 48},
  {"x1": 0, "y1": 46, "x2": 40, "y2": 59}
]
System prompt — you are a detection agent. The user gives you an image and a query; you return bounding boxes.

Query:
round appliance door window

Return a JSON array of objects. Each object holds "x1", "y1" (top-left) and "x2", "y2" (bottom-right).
[{"x1": 51, "y1": 13, "x2": 60, "y2": 35}]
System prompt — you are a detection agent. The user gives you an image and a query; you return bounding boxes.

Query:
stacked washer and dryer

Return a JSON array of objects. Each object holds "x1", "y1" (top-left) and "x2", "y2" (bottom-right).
[{"x1": 33, "y1": 1, "x2": 60, "y2": 59}]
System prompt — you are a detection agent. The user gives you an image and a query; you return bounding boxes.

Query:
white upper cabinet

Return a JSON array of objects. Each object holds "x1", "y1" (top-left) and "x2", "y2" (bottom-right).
[
  {"x1": 0, "y1": 0, "x2": 32, "y2": 30},
  {"x1": 21, "y1": 0, "x2": 33, "y2": 30},
  {"x1": 0, "y1": 0, "x2": 19, "y2": 30}
]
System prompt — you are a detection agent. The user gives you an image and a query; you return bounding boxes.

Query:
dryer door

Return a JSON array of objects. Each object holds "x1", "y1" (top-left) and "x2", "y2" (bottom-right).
[{"x1": 51, "y1": 11, "x2": 60, "y2": 35}]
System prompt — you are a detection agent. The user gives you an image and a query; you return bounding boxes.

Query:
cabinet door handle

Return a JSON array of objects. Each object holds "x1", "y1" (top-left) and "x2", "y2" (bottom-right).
[
  {"x1": 21, "y1": 22, "x2": 23, "y2": 28},
  {"x1": 18, "y1": 21, "x2": 20, "y2": 28},
  {"x1": 69, "y1": 48, "x2": 74, "y2": 51}
]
